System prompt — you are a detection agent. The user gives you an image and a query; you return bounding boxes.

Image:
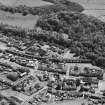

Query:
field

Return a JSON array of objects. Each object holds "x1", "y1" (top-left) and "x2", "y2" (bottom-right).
[
  {"x1": 70, "y1": 0, "x2": 105, "y2": 4},
  {"x1": 0, "y1": 0, "x2": 53, "y2": 29},
  {"x1": 0, "y1": 10, "x2": 39, "y2": 29},
  {"x1": 70, "y1": 0, "x2": 105, "y2": 22},
  {"x1": 0, "y1": 0, "x2": 53, "y2": 7},
  {"x1": 0, "y1": 41, "x2": 8, "y2": 50}
]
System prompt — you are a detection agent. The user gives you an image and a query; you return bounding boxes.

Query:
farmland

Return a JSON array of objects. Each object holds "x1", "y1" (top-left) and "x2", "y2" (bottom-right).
[
  {"x1": 0, "y1": 0, "x2": 53, "y2": 7},
  {"x1": 70, "y1": 0, "x2": 105, "y2": 21},
  {"x1": 0, "y1": 10, "x2": 39, "y2": 29},
  {"x1": 0, "y1": 0, "x2": 53, "y2": 29}
]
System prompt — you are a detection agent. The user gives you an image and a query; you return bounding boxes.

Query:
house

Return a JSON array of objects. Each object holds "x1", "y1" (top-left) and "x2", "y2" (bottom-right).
[{"x1": 98, "y1": 80, "x2": 105, "y2": 93}]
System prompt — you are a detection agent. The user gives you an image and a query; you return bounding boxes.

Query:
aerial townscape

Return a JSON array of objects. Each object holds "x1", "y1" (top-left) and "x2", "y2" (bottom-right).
[{"x1": 0, "y1": 0, "x2": 105, "y2": 105}]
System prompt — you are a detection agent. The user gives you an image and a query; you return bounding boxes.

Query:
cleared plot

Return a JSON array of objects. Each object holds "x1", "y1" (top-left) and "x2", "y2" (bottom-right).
[
  {"x1": 0, "y1": 11, "x2": 39, "y2": 29},
  {"x1": 0, "y1": 0, "x2": 53, "y2": 7}
]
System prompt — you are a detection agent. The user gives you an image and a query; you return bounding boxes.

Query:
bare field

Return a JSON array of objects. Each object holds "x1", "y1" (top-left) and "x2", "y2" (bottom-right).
[
  {"x1": 0, "y1": 11, "x2": 39, "y2": 29},
  {"x1": 0, "y1": 0, "x2": 53, "y2": 7}
]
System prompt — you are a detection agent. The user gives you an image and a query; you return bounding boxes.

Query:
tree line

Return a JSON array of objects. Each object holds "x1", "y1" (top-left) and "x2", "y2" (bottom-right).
[
  {"x1": 36, "y1": 11, "x2": 105, "y2": 68},
  {"x1": 0, "y1": 0, "x2": 84, "y2": 16}
]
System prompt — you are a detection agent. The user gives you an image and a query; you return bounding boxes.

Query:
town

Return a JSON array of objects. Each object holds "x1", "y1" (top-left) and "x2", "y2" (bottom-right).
[
  {"x1": 0, "y1": 31, "x2": 104, "y2": 105},
  {"x1": 0, "y1": 0, "x2": 105, "y2": 105}
]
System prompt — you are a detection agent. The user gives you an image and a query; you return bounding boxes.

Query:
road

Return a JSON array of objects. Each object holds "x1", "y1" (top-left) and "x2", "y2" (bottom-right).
[
  {"x1": 0, "y1": 54, "x2": 42, "y2": 105},
  {"x1": 21, "y1": 87, "x2": 48, "y2": 105},
  {"x1": 0, "y1": 89, "x2": 29, "y2": 101}
]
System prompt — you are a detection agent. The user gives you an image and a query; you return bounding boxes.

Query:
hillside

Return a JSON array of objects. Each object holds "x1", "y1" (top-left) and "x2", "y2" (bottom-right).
[
  {"x1": 69, "y1": 0, "x2": 105, "y2": 22},
  {"x1": 0, "y1": 0, "x2": 84, "y2": 29},
  {"x1": 0, "y1": 0, "x2": 84, "y2": 16},
  {"x1": 0, "y1": 0, "x2": 53, "y2": 7},
  {"x1": 36, "y1": 11, "x2": 105, "y2": 68},
  {"x1": 0, "y1": 0, "x2": 104, "y2": 69},
  {"x1": 0, "y1": 1, "x2": 105, "y2": 105},
  {"x1": 0, "y1": 10, "x2": 39, "y2": 29}
]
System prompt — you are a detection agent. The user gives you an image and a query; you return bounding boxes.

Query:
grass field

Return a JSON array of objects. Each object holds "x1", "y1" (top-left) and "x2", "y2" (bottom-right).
[
  {"x1": 70, "y1": 0, "x2": 105, "y2": 22},
  {"x1": 0, "y1": 0, "x2": 53, "y2": 7},
  {"x1": 70, "y1": 0, "x2": 105, "y2": 4},
  {"x1": 0, "y1": 41, "x2": 8, "y2": 50},
  {"x1": 0, "y1": 10, "x2": 39, "y2": 29},
  {"x1": 0, "y1": 0, "x2": 53, "y2": 29}
]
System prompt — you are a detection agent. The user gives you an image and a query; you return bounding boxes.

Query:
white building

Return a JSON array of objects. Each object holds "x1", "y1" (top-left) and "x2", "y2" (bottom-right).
[{"x1": 98, "y1": 80, "x2": 105, "y2": 92}]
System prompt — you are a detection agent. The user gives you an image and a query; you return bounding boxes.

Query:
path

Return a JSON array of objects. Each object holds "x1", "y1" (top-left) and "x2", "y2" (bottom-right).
[{"x1": 21, "y1": 87, "x2": 48, "y2": 105}]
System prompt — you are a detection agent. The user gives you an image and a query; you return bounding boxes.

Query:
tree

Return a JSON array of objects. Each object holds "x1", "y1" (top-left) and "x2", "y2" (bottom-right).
[
  {"x1": 85, "y1": 52, "x2": 98, "y2": 60},
  {"x1": 96, "y1": 57, "x2": 105, "y2": 67}
]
